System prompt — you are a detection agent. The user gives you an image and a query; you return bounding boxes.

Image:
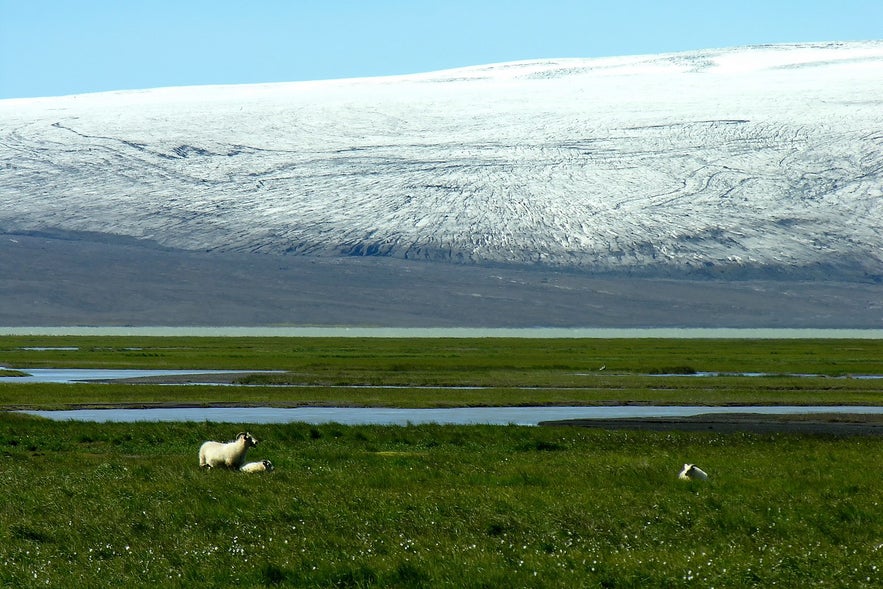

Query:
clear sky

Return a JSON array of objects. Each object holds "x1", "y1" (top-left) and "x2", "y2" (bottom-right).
[{"x1": 1, "y1": 0, "x2": 881, "y2": 99}]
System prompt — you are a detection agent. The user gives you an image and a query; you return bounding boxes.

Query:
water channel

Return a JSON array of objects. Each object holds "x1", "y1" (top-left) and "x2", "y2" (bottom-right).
[
  {"x1": 16, "y1": 405, "x2": 883, "y2": 426},
  {"x1": 0, "y1": 368, "x2": 259, "y2": 384},
  {"x1": 4, "y1": 368, "x2": 882, "y2": 386},
  {"x1": 6, "y1": 368, "x2": 883, "y2": 425}
]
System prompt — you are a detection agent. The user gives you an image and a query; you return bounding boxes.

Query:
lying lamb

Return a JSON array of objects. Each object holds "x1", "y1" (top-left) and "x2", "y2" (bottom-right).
[
  {"x1": 240, "y1": 459, "x2": 274, "y2": 473},
  {"x1": 198, "y1": 432, "x2": 258, "y2": 469},
  {"x1": 678, "y1": 463, "x2": 708, "y2": 481}
]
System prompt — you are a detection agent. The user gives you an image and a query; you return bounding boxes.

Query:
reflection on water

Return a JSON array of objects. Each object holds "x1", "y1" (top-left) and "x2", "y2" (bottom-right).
[{"x1": 18, "y1": 405, "x2": 883, "y2": 426}]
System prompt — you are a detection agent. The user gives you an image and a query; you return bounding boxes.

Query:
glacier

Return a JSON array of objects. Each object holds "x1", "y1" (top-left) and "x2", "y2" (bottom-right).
[
  {"x1": 1, "y1": 42, "x2": 882, "y2": 327},
  {"x1": 2, "y1": 42, "x2": 883, "y2": 280}
]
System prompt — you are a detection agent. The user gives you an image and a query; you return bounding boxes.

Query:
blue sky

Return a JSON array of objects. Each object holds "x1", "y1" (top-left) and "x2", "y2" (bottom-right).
[{"x1": 1, "y1": 0, "x2": 881, "y2": 99}]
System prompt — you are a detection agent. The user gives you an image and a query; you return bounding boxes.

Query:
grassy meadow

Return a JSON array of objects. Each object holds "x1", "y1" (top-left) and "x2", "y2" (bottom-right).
[
  {"x1": 1, "y1": 336, "x2": 882, "y2": 587},
  {"x1": 1, "y1": 336, "x2": 882, "y2": 409},
  {"x1": 3, "y1": 335, "x2": 883, "y2": 377},
  {"x1": 2, "y1": 415, "x2": 882, "y2": 588}
]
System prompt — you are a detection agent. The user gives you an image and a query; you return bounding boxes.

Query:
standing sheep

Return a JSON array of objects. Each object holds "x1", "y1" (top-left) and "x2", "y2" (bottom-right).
[
  {"x1": 678, "y1": 463, "x2": 708, "y2": 480},
  {"x1": 198, "y1": 432, "x2": 258, "y2": 469},
  {"x1": 240, "y1": 459, "x2": 274, "y2": 473}
]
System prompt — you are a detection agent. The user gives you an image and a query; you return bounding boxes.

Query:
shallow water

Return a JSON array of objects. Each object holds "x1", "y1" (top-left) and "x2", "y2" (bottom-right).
[
  {"x1": 18, "y1": 405, "x2": 883, "y2": 426},
  {"x1": 0, "y1": 368, "x2": 257, "y2": 384},
  {"x1": 4, "y1": 367, "x2": 882, "y2": 388},
  {"x1": 3, "y1": 367, "x2": 881, "y2": 385}
]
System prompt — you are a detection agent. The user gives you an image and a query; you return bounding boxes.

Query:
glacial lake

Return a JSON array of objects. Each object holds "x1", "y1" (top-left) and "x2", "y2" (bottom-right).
[{"x1": 18, "y1": 405, "x2": 883, "y2": 426}]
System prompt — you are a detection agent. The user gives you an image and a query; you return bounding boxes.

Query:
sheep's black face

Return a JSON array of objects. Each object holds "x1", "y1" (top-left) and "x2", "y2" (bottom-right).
[{"x1": 235, "y1": 432, "x2": 258, "y2": 447}]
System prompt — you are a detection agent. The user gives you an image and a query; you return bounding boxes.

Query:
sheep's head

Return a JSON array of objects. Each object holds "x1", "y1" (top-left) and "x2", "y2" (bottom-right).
[
  {"x1": 262, "y1": 460, "x2": 275, "y2": 472},
  {"x1": 236, "y1": 432, "x2": 258, "y2": 447}
]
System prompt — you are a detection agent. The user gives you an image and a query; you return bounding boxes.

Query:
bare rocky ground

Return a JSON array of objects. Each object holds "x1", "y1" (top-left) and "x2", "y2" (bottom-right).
[{"x1": 1, "y1": 231, "x2": 881, "y2": 328}]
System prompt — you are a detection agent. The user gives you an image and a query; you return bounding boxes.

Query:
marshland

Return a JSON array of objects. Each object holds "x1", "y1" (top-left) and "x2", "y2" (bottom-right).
[{"x1": 1, "y1": 335, "x2": 881, "y2": 587}]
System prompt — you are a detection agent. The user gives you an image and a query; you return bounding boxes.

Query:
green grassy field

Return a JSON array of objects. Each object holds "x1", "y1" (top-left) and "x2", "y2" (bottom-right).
[
  {"x1": 1, "y1": 336, "x2": 882, "y2": 410},
  {"x1": 2, "y1": 415, "x2": 882, "y2": 588},
  {"x1": 3, "y1": 336, "x2": 883, "y2": 376},
  {"x1": 2, "y1": 375, "x2": 883, "y2": 412},
  {"x1": 1, "y1": 337, "x2": 882, "y2": 587}
]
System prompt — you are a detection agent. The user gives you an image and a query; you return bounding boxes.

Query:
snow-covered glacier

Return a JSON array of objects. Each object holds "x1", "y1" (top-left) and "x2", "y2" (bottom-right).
[{"x1": 2, "y1": 42, "x2": 882, "y2": 280}]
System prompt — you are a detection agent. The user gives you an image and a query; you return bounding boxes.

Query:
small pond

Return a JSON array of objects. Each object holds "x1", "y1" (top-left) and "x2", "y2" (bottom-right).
[{"x1": 17, "y1": 405, "x2": 883, "y2": 426}]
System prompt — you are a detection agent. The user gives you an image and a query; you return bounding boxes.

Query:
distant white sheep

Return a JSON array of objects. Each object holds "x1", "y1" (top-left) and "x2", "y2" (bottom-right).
[
  {"x1": 240, "y1": 459, "x2": 274, "y2": 473},
  {"x1": 198, "y1": 432, "x2": 258, "y2": 469},
  {"x1": 678, "y1": 463, "x2": 708, "y2": 481}
]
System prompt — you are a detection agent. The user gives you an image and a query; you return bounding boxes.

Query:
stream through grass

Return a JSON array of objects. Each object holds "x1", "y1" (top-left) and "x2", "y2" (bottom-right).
[{"x1": 18, "y1": 404, "x2": 883, "y2": 425}]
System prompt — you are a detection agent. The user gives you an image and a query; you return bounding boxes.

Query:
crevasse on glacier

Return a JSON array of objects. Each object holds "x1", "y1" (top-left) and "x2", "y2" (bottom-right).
[{"x1": 1, "y1": 42, "x2": 881, "y2": 280}]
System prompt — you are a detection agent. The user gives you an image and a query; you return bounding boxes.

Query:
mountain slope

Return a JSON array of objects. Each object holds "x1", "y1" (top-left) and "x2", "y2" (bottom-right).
[{"x1": 1, "y1": 42, "x2": 882, "y2": 284}]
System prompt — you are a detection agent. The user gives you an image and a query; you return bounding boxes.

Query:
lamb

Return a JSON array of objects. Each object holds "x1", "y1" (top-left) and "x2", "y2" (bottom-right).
[
  {"x1": 678, "y1": 463, "x2": 708, "y2": 480},
  {"x1": 240, "y1": 459, "x2": 274, "y2": 473},
  {"x1": 198, "y1": 432, "x2": 258, "y2": 469}
]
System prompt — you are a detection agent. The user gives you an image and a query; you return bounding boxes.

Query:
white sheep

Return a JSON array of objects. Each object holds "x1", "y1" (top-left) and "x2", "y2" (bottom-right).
[
  {"x1": 198, "y1": 432, "x2": 258, "y2": 469},
  {"x1": 678, "y1": 463, "x2": 708, "y2": 481},
  {"x1": 240, "y1": 459, "x2": 274, "y2": 473}
]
